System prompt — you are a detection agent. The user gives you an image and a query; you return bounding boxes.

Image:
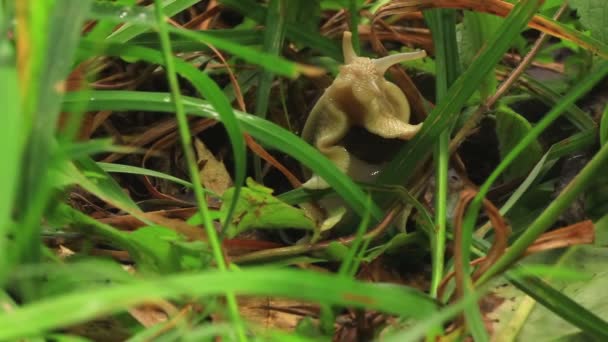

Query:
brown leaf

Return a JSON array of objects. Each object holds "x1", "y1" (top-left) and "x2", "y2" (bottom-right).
[{"x1": 194, "y1": 138, "x2": 232, "y2": 196}]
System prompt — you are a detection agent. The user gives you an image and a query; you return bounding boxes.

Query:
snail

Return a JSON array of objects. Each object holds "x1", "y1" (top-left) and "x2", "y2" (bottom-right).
[{"x1": 301, "y1": 31, "x2": 427, "y2": 189}]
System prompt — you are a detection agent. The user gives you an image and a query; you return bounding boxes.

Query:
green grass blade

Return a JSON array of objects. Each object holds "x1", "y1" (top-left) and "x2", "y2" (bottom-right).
[
  {"x1": 151, "y1": 2, "x2": 245, "y2": 340},
  {"x1": 104, "y1": 0, "x2": 201, "y2": 42},
  {"x1": 601, "y1": 103, "x2": 608, "y2": 146},
  {"x1": 465, "y1": 60, "x2": 608, "y2": 284},
  {"x1": 218, "y1": 0, "x2": 342, "y2": 60},
  {"x1": 65, "y1": 158, "x2": 143, "y2": 216},
  {"x1": 424, "y1": 8, "x2": 460, "y2": 300},
  {"x1": 78, "y1": 39, "x2": 246, "y2": 230},
  {"x1": 0, "y1": 9, "x2": 23, "y2": 281},
  {"x1": 397, "y1": 0, "x2": 542, "y2": 336},
  {"x1": 62, "y1": 91, "x2": 384, "y2": 221},
  {"x1": 13, "y1": 0, "x2": 93, "y2": 282},
  {"x1": 253, "y1": 0, "x2": 288, "y2": 181},
  {"x1": 347, "y1": 0, "x2": 361, "y2": 54},
  {"x1": 498, "y1": 129, "x2": 595, "y2": 217},
  {"x1": 0, "y1": 267, "x2": 437, "y2": 340},
  {"x1": 167, "y1": 27, "x2": 301, "y2": 78},
  {"x1": 86, "y1": 3, "x2": 302, "y2": 78},
  {"x1": 479, "y1": 134, "x2": 608, "y2": 283},
  {"x1": 86, "y1": 0, "x2": 137, "y2": 41},
  {"x1": 377, "y1": 0, "x2": 543, "y2": 188},
  {"x1": 98, "y1": 162, "x2": 193, "y2": 189},
  {"x1": 512, "y1": 70, "x2": 596, "y2": 131},
  {"x1": 129, "y1": 29, "x2": 263, "y2": 52},
  {"x1": 506, "y1": 273, "x2": 608, "y2": 340}
]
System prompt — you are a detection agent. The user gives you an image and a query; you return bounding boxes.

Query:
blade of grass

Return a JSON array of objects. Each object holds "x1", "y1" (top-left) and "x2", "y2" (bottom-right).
[
  {"x1": 456, "y1": 62, "x2": 608, "y2": 340},
  {"x1": 376, "y1": 0, "x2": 543, "y2": 188},
  {"x1": 0, "y1": 5, "x2": 24, "y2": 282},
  {"x1": 78, "y1": 39, "x2": 246, "y2": 232},
  {"x1": 508, "y1": 69, "x2": 596, "y2": 131},
  {"x1": 478, "y1": 133, "x2": 608, "y2": 284},
  {"x1": 423, "y1": 8, "x2": 460, "y2": 300},
  {"x1": 97, "y1": 162, "x2": 193, "y2": 189},
  {"x1": 129, "y1": 29, "x2": 263, "y2": 52},
  {"x1": 347, "y1": 0, "x2": 360, "y2": 55},
  {"x1": 105, "y1": 0, "x2": 201, "y2": 42},
  {"x1": 0, "y1": 267, "x2": 437, "y2": 340},
  {"x1": 338, "y1": 197, "x2": 372, "y2": 277},
  {"x1": 396, "y1": 0, "x2": 542, "y2": 337},
  {"x1": 466, "y1": 221, "x2": 608, "y2": 339},
  {"x1": 462, "y1": 60, "x2": 608, "y2": 286},
  {"x1": 12, "y1": 0, "x2": 92, "y2": 287},
  {"x1": 384, "y1": 289, "x2": 485, "y2": 342},
  {"x1": 497, "y1": 129, "x2": 595, "y2": 219},
  {"x1": 151, "y1": 2, "x2": 246, "y2": 340},
  {"x1": 85, "y1": 4, "x2": 304, "y2": 78},
  {"x1": 253, "y1": 0, "x2": 288, "y2": 181},
  {"x1": 506, "y1": 273, "x2": 608, "y2": 340},
  {"x1": 86, "y1": 0, "x2": 137, "y2": 41},
  {"x1": 62, "y1": 90, "x2": 384, "y2": 221},
  {"x1": 601, "y1": 103, "x2": 608, "y2": 146},
  {"x1": 218, "y1": 0, "x2": 342, "y2": 60}
]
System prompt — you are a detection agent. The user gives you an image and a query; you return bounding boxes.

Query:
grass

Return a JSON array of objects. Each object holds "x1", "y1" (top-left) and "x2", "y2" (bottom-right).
[{"x1": 2, "y1": 0, "x2": 608, "y2": 340}]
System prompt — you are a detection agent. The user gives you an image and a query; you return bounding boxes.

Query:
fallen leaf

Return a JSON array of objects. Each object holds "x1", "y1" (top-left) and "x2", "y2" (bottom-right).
[{"x1": 194, "y1": 137, "x2": 232, "y2": 196}]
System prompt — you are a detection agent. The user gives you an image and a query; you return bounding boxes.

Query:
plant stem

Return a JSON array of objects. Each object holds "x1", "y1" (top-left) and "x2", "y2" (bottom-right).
[{"x1": 151, "y1": 3, "x2": 246, "y2": 341}]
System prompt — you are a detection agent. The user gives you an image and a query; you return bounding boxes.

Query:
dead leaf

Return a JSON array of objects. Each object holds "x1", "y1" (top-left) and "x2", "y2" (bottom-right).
[
  {"x1": 238, "y1": 296, "x2": 318, "y2": 332},
  {"x1": 194, "y1": 137, "x2": 232, "y2": 196}
]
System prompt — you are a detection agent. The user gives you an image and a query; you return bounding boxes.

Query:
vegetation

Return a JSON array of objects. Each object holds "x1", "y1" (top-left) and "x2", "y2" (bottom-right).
[{"x1": 2, "y1": 0, "x2": 608, "y2": 340}]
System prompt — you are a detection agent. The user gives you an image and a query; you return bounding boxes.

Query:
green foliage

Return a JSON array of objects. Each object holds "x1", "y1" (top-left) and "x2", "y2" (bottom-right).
[
  {"x1": 4, "y1": 0, "x2": 608, "y2": 340},
  {"x1": 0, "y1": 267, "x2": 438, "y2": 340},
  {"x1": 570, "y1": 0, "x2": 608, "y2": 44},
  {"x1": 219, "y1": 179, "x2": 315, "y2": 238},
  {"x1": 127, "y1": 226, "x2": 210, "y2": 273},
  {"x1": 495, "y1": 106, "x2": 544, "y2": 181},
  {"x1": 601, "y1": 104, "x2": 608, "y2": 146}
]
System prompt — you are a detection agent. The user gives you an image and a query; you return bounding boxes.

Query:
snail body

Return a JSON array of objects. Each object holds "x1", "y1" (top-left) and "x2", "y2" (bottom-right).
[{"x1": 302, "y1": 31, "x2": 426, "y2": 189}]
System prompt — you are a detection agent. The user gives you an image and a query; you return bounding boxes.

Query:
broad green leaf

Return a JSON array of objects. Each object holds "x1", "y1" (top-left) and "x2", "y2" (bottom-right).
[
  {"x1": 495, "y1": 106, "x2": 543, "y2": 181},
  {"x1": 516, "y1": 245, "x2": 608, "y2": 340},
  {"x1": 219, "y1": 178, "x2": 315, "y2": 238},
  {"x1": 570, "y1": 0, "x2": 608, "y2": 45},
  {"x1": 457, "y1": 11, "x2": 502, "y2": 99}
]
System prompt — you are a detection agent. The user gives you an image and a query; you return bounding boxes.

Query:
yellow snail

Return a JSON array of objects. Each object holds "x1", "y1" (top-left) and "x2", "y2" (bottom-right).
[{"x1": 301, "y1": 31, "x2": 427, "y2": 189}]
